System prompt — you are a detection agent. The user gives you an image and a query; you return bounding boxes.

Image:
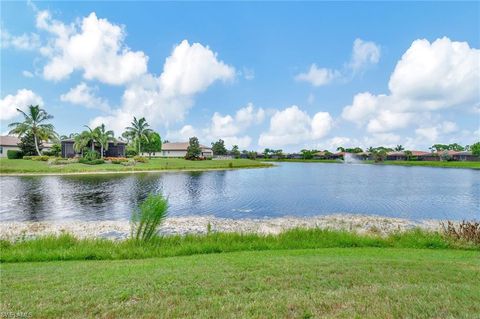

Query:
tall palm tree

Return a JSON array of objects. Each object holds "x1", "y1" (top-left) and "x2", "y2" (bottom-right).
[
  {"x1": 125, "y1": 117, "x2": 153, "y2": 154},
  {"x1": 394, "y1": 145, "x2": 404, "y2": 152},
  {"x1": 8, "y1": 105, "x2": 57, "y2": 156},
  {"x1": 82, "y1": 126, "x2": 97, "y2": 151},
  {"x1": 94, "y1": 124, "x2": 115, "y2": 158},
  {"x1": 73, "y1": 133, "x2": 89, "y2": 156}
]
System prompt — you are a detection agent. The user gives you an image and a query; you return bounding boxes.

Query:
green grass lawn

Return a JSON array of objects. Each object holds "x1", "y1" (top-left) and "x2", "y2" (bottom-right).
[
  {"x1": 0, "y1": 157, "x2": 271, "y2": 174},
  {"x1": 1, "y1": 248, "x2": 479, "y2": 318},
  {"x1": 264, "y1": 158, "x2": 480, "y2": 169}
]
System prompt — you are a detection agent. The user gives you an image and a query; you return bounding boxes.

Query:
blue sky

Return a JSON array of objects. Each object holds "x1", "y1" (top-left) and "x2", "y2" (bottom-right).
[{"x1": 1, "y1": 1, "x2": 479, "y2": 151}]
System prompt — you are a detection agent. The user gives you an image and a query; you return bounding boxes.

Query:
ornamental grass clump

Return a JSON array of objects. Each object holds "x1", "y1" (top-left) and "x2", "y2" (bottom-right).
[
  {"x1": 131, "y1": 194, "x2": 168, "y2": 242},
  {"x1": 441, "y1": 220, "x2": 480, "y2": 245}
]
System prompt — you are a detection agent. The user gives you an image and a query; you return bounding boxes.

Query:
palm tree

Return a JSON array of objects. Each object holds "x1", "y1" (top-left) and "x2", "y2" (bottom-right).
[
  {"x1": 83, "y1": 126, "x2": 97, "y2": 151},
  {"x1": 125, "y1": 117, "x2": 153, "y2": 154},
  {"x1": 73, "y1": 132, "x2": 89, "y2": 156},
  {"x1": 8, "y1": 105, "x2": 57, "y2": 156},
  {"x1": 394, "y1": 145, "x2": 404, "y2": 152},
  {"x1": 94, "y1": 124, "x2": 114, "y2": 158}
]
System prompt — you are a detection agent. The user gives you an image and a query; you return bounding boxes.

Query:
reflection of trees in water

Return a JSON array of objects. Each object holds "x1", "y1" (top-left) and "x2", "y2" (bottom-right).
[
  {"x1": 60, "y1": 174, "x2": 132, "y2": 220},
  {"x1": 17, "y1": 177, "x2": 48, "y2": 221},
  {"x1": 185, "y1": 171, "x2": 204, "y2": 203},
  {"x1": 127, "y1": 174, "x2": 164, "y2": 210}
]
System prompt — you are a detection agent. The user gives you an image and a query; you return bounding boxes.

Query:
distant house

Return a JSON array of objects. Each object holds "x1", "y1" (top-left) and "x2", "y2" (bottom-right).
[
  {"x1": 0, "y1": 136, "x2": 20, "y2": 158},
  {"x1": 387, "y1": 151, "x2": 431, "y2": 161},
  {"x1": 452, "y1": 151, "x2": 480, "y2": 161},
  {"x1": 160, "y1": 142, "x2": 213, "y2": 158},
  {"x1": 61, "y1": 139, "x2": 126, "y2": 158}
]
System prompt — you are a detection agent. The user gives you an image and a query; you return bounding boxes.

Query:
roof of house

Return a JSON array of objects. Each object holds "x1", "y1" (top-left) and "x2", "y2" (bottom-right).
[
  {"x1": 387, "y1": 150, "x2": 431, "y2": 156},
  {"x1": 162, "y1": 142, "x2": 211, "y2": 151},
  {"x1": 0, "y1": 135, "x2": 20, "y2": 146},
  {"x1": 61, "y1": 138, "x2": 126, "y2": 144}
]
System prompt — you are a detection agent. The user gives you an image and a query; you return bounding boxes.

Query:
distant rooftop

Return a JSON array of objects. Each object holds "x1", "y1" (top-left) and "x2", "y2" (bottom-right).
[
  {"x1": 0, "y1": 135, "x2": 20, "y2": 146},
  {"x1": 163, "y1": 142, "x2": 211, "y2": 151}
]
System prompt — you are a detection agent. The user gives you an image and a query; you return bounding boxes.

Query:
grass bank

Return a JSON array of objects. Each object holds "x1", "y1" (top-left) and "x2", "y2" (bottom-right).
[
  {"x1": 0, "y1": 158, "x2": 271, "y2": 175},
  {"x1": 1, "y1": 228, "x2": 477, "y2": 263},
  {"x1": 263, "y1": 158, "x2": 480, "y2": 169},
  {"x1": 1, "y1": 248, "x2": 479, "y2": 318}
]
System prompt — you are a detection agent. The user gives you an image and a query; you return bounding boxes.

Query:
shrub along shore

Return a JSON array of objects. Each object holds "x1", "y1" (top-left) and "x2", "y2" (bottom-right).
[{"x1": 0, "y1": 157, "x2": 272, "y2": 175}]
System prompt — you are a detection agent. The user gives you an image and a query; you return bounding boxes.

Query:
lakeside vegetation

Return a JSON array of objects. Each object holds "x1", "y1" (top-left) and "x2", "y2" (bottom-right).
[
  {"x1": 1, "y1": 227, "x2": 478, "y2": 263},
  {"x1": 0, "y1": 157, "x2": 270, "y2": 174},
  {"x1": 263, "y1": 158, "x2": 480, "y2": 169},
  {"x1": 1, "y1": 248, "x2": 479, "y2": 318}
]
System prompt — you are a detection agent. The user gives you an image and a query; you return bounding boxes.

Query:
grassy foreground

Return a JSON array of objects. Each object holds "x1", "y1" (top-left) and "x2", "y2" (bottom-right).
[
  {"x1": 1, "y1": 229, "x2": 478, "y2": 263},
  {"x1": 0, "y1": 158, "x2": 271, "y2": 174},
  {"x1": 1, "y1": 248, "x2": 479, "y2": 318},
  {"x1": 264, "y1": 158, "x2": 480, "y2": 169}
]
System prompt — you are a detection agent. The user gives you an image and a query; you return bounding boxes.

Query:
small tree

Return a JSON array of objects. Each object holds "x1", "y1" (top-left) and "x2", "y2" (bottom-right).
[
  {"x1": 471, "y1": 142, "x2": 480, "y2": 156},
  {"x1": 248, "y1": 151, "x2": 257, "y2": 160},
  {"x1": 263, "y1": 148, "x2": 271, "y2": 159},
  {"x1": 18, "y1": 132, "x2": 42, "y2": 156},
  {"x1": 404, "y1": 150, "x2": 413, "y2": 161},
  {"x1": 143, "y1": 132, "x2": 162, "y2": 158},
  {"x1": 231, "y1": 145, "x2": 240, "y2": 158},
  {"x1": 211, "y1": 139, "x2": 227, "y2": 156},
  {"x1": 185, "y1": 137, "x2": 201, "y2": 160},
  {"x1": 373, "y1": 149, "x2": 387, "y2": 162}
]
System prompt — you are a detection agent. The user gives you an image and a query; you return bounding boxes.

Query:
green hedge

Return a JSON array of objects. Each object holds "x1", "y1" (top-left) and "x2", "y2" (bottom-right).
[{"x1": 7, "y1": 150, "x2": 23, "y2": 159}]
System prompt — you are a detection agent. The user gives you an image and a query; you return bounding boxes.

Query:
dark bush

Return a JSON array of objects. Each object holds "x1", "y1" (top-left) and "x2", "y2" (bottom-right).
[{"x1": 7, "y1": 150, "x2": 23, "y2": 159}]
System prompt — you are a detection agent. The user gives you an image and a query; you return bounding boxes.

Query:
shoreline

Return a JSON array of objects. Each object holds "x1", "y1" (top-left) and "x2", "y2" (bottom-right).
[
  {"x1": 0, "y1": 214, "x2": 444, "y2": 241},
  {"x1": 0, "y1": 164, "x2": 273, "y2": 177}
]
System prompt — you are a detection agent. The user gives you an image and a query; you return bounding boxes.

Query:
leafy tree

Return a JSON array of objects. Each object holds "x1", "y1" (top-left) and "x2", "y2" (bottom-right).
[
  {"x1": 301, "y1": 149, "x2": 315, "y2": 159},
  {"x1": 272, "y1": 149, "x2": 284, "y2": 158},
  {"x1": 49, "y1": 143, "x2": 61, "y2": 157},
  {"x1": 447, "y1": 143, "x2": 464, "y2": 151},
  {"x1": 394, "y1": 145, "x2": 404, "y2": 151},
  {"x1": 93, "y1": 124, "x2": 115, "y2": 158},
  {"x1": 404, "y1": 150, "x2": 413, "y2": 161},
  {"x1": 471, "y1": 142, "x2": 480, "y2": 156},
  {"x1": 263, "y1": 148, "x2": 271, "y2": 159},
  {"x1": 211, "y1": 139, "x2": 227, "y2": 155},
  {"x1": 142, "y1": 132, "x2": 162, "y2": 158},
  {"x1": 247, "y1": 151, "x2": 257, "y2": 160},
  {"x1": 185, "y1": 137, "x2": 201, "y2": 160},
  {"x1": 231, "y1": 145, "x2": 240, "y2": 158},
  {"x1": 125, "y1": 117, "x2": 153, "y2": 154},
  {"x1": 8, "y1": 105, "x2": 57, "y2": 156},
  {"x1": 18, "y1": 131, "x2": 43, "y2": 156},
  {"x1": 336, "y1": 146, "x2": 345, "y2": 152},
  {"x1": 345, "y1": 147, "x2": 363, "y2": 153},
  {"x1": 372, "y1": 149, "x2": 387, "y2": 162}
]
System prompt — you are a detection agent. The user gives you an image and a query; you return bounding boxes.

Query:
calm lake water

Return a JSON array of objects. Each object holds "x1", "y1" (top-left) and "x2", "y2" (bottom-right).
[{"x1": 0, "y1": 163, "x2": 479, "y2": 222}]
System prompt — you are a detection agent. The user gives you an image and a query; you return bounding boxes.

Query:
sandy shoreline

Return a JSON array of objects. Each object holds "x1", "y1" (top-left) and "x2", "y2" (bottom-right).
[{"x1": 0, "y1": 214, "x2": 443, "y2": 241}]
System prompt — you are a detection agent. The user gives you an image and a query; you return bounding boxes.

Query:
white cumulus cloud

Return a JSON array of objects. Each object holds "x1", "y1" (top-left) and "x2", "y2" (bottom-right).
[
  {"x1": 60, "y1": 82, "x2": 110, "y2": 111},
  {"x1": 294, "y1": 64, "x2": 340, "y2": 87},
  {"x1": 258, "y1": 105, "x2": 333, "y2": 147},
  {"x1": 0, "y1": 89, "x2": 44, "y2": 121},
  {"x1": 90, "y1": 40, "x2": 236, "y2": 134},
  {"x1": 295, "y1": 38, "x2": 381, "y2": 87},
  {"x1": 342, "y1": 37, "x2": 480, "y2": 138},
  {"x1": 37, "y1": 11, "x2": 148, "y2": 85}
]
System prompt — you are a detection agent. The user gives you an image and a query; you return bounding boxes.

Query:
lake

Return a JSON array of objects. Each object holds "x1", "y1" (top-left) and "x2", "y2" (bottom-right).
[{"x1": 0, "y1": 162, "x2": 478, "y2": 222}]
